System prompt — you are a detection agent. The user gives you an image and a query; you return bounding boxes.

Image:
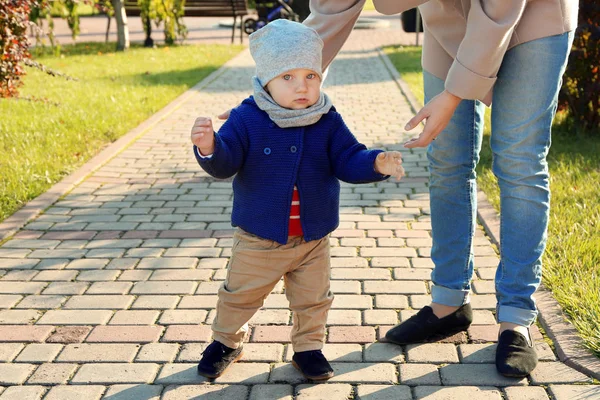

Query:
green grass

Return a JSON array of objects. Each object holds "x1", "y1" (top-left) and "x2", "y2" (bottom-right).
[
  {"x1": 0, "y1": 42, "x2": 242, "y2": 223},
  {"x1": 385, "y1": 45, "x2": 600, "y2": 357}
]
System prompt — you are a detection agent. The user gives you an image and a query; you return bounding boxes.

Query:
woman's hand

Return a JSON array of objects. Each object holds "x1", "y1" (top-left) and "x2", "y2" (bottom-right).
[{"x1": 403, "y1": 90, "x2": 461, "y2": 148}]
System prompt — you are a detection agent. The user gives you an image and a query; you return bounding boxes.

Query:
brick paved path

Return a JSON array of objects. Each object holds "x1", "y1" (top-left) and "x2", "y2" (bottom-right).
[{"x1": 2, "y1": 26, "x2": 598, "y2": 400}]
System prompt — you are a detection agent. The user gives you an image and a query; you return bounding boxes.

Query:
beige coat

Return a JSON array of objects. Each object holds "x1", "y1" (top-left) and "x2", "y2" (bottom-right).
[{"x1": 305, "y1": 0, "x2": 578, "y2": 105}]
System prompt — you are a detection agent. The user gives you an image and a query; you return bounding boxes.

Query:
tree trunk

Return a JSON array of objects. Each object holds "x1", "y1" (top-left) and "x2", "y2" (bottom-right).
[{"x1": 111, "y1": 0, "x2": 130, "y2": 51}]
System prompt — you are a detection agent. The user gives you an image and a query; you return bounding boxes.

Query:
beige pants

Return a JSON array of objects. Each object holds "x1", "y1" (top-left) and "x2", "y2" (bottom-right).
[{"x1": 212, "y1": 228, "x2": 334, "y2": 352}]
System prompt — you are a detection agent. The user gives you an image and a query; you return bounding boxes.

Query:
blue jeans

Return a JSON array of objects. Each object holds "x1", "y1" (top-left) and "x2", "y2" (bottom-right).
[{"x1": 426, "y1": 31, "x2": 574, "y2": 327}]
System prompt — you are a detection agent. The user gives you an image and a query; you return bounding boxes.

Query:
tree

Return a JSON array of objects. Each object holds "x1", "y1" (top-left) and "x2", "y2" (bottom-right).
[{"x1": 111, "y1": 0, "x2": 130, "y2": 50}]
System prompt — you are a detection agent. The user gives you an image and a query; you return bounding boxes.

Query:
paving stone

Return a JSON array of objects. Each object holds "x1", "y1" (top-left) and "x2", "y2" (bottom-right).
[
  {"x1": 27, "y1": 363, "x2": 78, "y2": 384},
  {"x1": 161, "y1": 325, "x2": 211, "y2": 342},
  {"x1": 296, "y1": 384, "x2": 353, "y2": 399},
  {"x1": 503, "y1": 386, "x2": 550, "y2": 400},
  {"x1": 0, "y1": 363, "x2": 36, "y2": 384},
  {"x1": 212, "y1": 363, "x2": 270, "y2": 384},
  {"x1": 46, "y1": 326, "x2": 91, "y2": 343},
  {"x1": 252, "y1": 326, "x2": 292, "y2": 343},
  {"x1": 57, "y1": 344, "x2": 140, "y2": 362},
  {"x1": 363, "y1": 309, "x2": 398, "y2": 325},
  {"x1": 364, "y1": 280, "x2": 427, "y2": 294},
  {"x1": 65, "y1": 259, "x2": 109, "y2": 270},
  {"x1": 137, "y1": 258, "x2": 198, "y2": 269},
  {"x1": 330, "y1": 269, "x2": 390, "y2": 281},
  {"x1": 131, "y1": 296, "x2": 180, "y2": 309},
  {"x1": 14, "y1": 343, "x2": 62, "y2": 363},
  {"x1": 529, "y1": 362, "x2": 593, "y2": 384},
  {"x1": 149, "y1": 269, "x2": 212, "y2": 281},
  {"x1": 162, "y1": 384, "x2": 247, "y2": 399},
  {"x1": 548, "y1": 384, "x2": 600, "y2": 400},
  {"x1": 329, "y1": 280, "x2": 361, "y2": 294},
  {"x1": 86, "y1": 325, "x2": 164, "y2": 343},
  {"x1": 42, "y1": 282, "x2": 89, "y2": 295},
  {"x1": 131, "y1": 281, "x2": 197, "y2": 295},
  {"x1": 31, "y1": 270, "x2": 77, "y2": 281},
  {"x1": 270, "y1": 363, "x2": 310, "y2": 384},
  {"x1": 44, "y1": 385, "x2": 106, "y2": 400},
  {"x1": 355, "y1": 385, "x2": 412, "y2": 400},
  {"x1": 102, "y1": 384, "x2": 163, "y2": 400},
  {"x1": 70, "y1": 363, "x2": 159, "y2": 384},
  {"x1": 0, "y1": 325, "x2": 53, "y2": 342},
  {"x1": 327, "y1": 310, "x2": 361, "y2": 325},
  {"x1": 37, "y1": 310, "x2": 112, "y2": 325},
  {"x1": 364, "y1": 342, "x2": 404, "y2": 363},
  {"x1": 468, "y1": 324, "x2": 500, "y2": 343},
  {"x1": 155, "y1": 364, "x2": 209, "y2": 384},
  {"x1": 406, "y1": 343, "x2": 459, "y2": 363},
  {"x1": 331, "y1": 295, "x2": 372, "y2": 309},
  {"x1": 86, "y1": 282, "x2": 133, "y2": 294},
  {"x1": 106, "y1": 259, "x2": 140, "y2": 270},
  {"x1": 109, "y1": 310, "x2": 160, "y2": 325},
  {"x1": 64, "y1": 295, "x2": 134, "y2": 309},
  {"x1": 458, "y1": 343, "x2": 497, "y2": 363},
  {"x1": 76, "y1": 270, "x2": 120, "y2": 281},
  {"x1": 175, "y1": 343, "x2": 209, "y2": 362},
  {"x1": 414, "y1": 386, "x2": 503, "y2": 399},
  {"x1": 118, "y1": 270, "x2": 151, "y2": 281},
  {"x1": 0, "y1": 386, "x2": 46, "y2": 400},
  {"x1": 1, "y1": 270, "x2": 38, "y2": 281},
  {"x1": 328, "y1": 326, "x2": 375, "y2": 343},
  {"x1": 0, "y1": 295, "x2": 22, "y2": 308},
  {"x1": 399, "y1": 363, "x2": 441, "y2": 385},
  {"x1": 0, "y1": 309, "x2": 42, "y2": 324},
  {"x1": 177, "y1": 295, "x2": 218, "y2": 309},
  {"x1": 237, "y1": 343, "x2": 284, "y2": 362},
  {"x1": 136, "y1": 343, "x2": 179, "y2": 363},
  {"x1": 0, "y1": 343, "x2": 24, "y2": 362},
  {"x1": 439, "y1": 364, "x2": 527, "y2": 386},
  {"x1": 374, "y1": 294, "x2": 409, "y2": 309},
  {"x1": 158, "y1": 310, "x2": 207, "y2": 325},
  {"x1": 250, "y1": 384, "x2": 292, "y2": 400},
  {"x1": 0, "y1": 282, "x2": 46, "y2": 294},
  {"x1": 328, "y1": 363, "x2": 397, "y2": 384}
]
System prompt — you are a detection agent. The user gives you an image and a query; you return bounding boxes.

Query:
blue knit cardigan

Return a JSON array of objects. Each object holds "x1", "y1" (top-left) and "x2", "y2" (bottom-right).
[{"x1": 194, "y1": 97, "x2": 388, "y2": 244}]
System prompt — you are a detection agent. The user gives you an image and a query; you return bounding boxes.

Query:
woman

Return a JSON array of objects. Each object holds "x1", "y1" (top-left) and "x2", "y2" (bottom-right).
[{"x1": 305, "y1": 0, "x2": 577, "y2": 377}]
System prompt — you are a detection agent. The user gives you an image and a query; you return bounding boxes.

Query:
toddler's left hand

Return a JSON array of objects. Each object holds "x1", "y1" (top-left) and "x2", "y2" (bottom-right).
[{"x1": 375, "y1": 151, "x2": 405, "y2": 181}]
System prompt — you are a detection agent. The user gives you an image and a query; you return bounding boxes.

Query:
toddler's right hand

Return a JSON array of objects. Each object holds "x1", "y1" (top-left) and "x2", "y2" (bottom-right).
[{"x1": 191, "y1": 117, "x2": 215, "y2": 156}]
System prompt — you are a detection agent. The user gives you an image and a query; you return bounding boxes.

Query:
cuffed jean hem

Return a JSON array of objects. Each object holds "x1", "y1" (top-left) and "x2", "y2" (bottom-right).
[
  {"x1": 293, "y1": 343, "x2": 324, "y2": 353},
  {"x1": 496, "y1": 305, "x2": 538, "y2": 327},
  {"x1": 431, "y1": 284, "x2": 470, "y2": 307}
]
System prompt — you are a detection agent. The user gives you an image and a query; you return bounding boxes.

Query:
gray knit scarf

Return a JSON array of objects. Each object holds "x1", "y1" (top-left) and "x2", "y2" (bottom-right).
[{"x1": 252, "y1": 76, "x2": 333, "y2": 128}]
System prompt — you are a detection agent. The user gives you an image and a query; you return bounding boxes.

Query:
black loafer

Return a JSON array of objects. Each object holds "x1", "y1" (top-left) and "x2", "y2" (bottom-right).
[
  {"x1": 292, "y1": 350, "x2": 334, "y2": 381},
  {"x1": 496, "y1": 329, "x2": 537, "y2": 378},
  {"x1": 197, "y1": 340, "x2": 244, "y2": 379},
  {"x1": 385, "y1": 303, "x2": 473, "y2": 345}
]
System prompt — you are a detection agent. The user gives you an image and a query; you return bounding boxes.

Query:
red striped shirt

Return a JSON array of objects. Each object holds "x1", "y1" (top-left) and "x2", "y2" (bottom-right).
[{"x1": 288, "y1": 185, "x2": 303, "y2": 237}]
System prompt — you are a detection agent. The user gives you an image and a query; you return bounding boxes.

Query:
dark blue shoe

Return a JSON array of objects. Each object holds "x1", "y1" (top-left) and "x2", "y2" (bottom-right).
[
  {"x1": 197, "y1": 340, "x2": 243, "y2": 379},
  {"x1": 292, "y1": 350, "x2": 334, "y2": 381}
]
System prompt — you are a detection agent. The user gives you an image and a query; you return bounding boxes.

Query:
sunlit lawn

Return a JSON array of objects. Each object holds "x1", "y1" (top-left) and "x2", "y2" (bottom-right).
[
  {"x1": 385, "y1": 45, "x2": 600, "y2": 357},
  {"x1": 0, "y1": 42, "x2": 242, "y2": 223}
]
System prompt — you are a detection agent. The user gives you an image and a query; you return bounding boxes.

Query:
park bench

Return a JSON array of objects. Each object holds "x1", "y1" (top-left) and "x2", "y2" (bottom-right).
[{"x1": 123, "y1": 0, "x2": 250, "y2": 46}]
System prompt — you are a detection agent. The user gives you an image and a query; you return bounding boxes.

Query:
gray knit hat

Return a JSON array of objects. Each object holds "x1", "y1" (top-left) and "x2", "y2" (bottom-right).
[{"x1": 249, "y1": 19, "x2": 323, "y2": 87}]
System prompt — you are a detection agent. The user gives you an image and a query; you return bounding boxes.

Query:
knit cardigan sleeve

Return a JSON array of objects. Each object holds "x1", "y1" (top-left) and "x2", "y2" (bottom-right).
[
  {"x1": 193, "y1": 110, "x2": 248, "y2": 179},
  {"x1": 329, "y1": 113, "x2": 388, "y2": 184}
]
